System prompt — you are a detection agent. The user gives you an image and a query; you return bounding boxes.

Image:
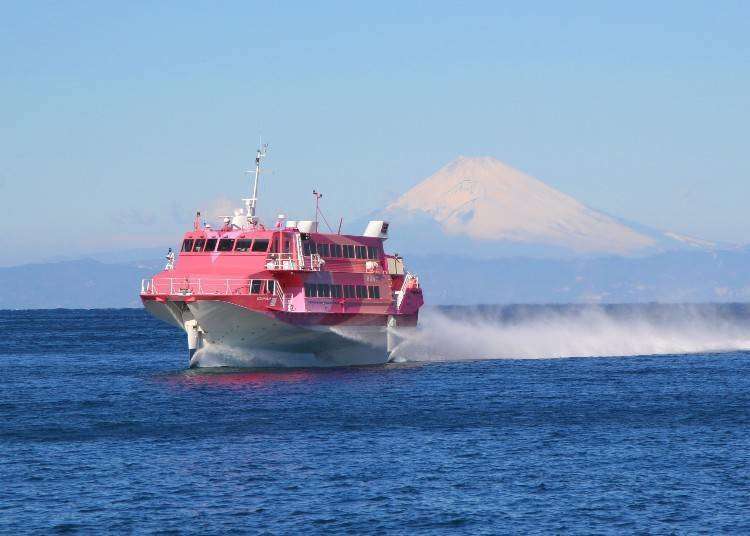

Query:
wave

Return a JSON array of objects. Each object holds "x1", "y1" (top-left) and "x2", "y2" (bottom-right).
[
  {"x1": 191, "y1": 343, "x2": 322, "y2": 369},
  {"x1": 390, "y1": 304, "x2": 750, "y2": 362}
]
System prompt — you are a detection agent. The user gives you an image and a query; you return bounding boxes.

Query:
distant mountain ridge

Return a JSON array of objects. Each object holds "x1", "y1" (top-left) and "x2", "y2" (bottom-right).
[
  {"x1": 0, "y1": 259, "x2": 160, "y2": 309},
  {"x1": 4, "y1": 248, "x2": 750, "y2": 309}
]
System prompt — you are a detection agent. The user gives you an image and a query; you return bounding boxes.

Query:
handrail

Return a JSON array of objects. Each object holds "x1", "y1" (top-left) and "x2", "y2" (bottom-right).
[
  {"x1": 271, "y1": 278, "x2": 291, "y2": 311},
  {"x1": 140, "y1": 277, "x2": 279, "y2": 297},
  {"x1": 266, "y1": 253, "x2": 323, "y2": 271}
]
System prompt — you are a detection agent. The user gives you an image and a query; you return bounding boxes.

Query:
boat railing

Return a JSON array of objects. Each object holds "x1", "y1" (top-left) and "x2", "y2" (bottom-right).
[
  {"x1": 140, "y1": 277, "x2": 280, "y2": 297},
  {"x1": 266, "y1": 253, "x2": 324, "y2": 271},
  {"x1": 270, "y1": 278, "x2": 293, "y2": 311}
]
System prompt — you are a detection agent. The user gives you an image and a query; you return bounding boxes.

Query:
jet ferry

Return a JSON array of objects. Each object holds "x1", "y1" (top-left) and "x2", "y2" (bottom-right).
[{"x1": 140, "y1": 145, "x2": 424, "y2": 367}]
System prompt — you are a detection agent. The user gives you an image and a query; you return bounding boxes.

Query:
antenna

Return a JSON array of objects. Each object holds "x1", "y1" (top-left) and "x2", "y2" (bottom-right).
[
  {"x1": 312, "y1": 189, "x2": 335, "y2": 232},
  {"x1": 313, "y1": 190, "x2": 322, "y2": 229},
  {"x1": 243, "y1": 141, "x2": 268, "y2": 225}
]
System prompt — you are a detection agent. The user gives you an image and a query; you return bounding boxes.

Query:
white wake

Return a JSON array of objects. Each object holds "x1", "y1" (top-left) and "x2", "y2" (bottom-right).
[{"x1": 390, "y1": 305, "x2": 750, "y2": 362}]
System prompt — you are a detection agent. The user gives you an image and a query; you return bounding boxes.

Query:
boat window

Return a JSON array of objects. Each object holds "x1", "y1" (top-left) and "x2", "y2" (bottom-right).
[
  {"x1": 193, "y1": 239, "x2": 206, "y2": 252},
  {"x1": 343, "y1": 245, "x2": 355, "y2": 258},
  {"x1": 303, "y1": 241, "x2": 315, "y2": 255},
  {"x1": 304, "y1": 283, "x2": 317, "y2": 297},
  {"x1": 250, "y1": 280, "x2": 263, "y2": 294},
  {"x1": 344, "y1": 285, "x2": 355, "y2": 298},
  {"x1": 367, "y1": 246, "x2": 379, "y2": 259},
  {"x1": 181, "y1": 239, "x2": 194, "y2": 252},
  {"x1": 355, "y1": 246, "x2": 367, "y2": 259},
  {"x1": 317, "y1": 283, "x2": 331, "y2": 297},
  {"x1": 235, "y1": 239, "x2": 253, "y2": 252},
  {"x1": 367, "y1": 285, "x2": 380, "y2": 299},
  {"x1": 267, "y1": 280, "x2": 275, "y2": 294},
  {"x1": 205, "y1": 238, "x2": 217, "y2": 251},
  {"x1": 217, "y1": 239, "x2": 234, "y2": 252},
  {"x1": 332, "y1": 244, "x2": 342, "y2": 258},
  {"x1": 317, "y1": 243, "x2": 330, "y2": 257},
  {"x1": 356, "y1": 285, "x2": 367, "y2": 298},
  {"x1": 331, "y1": 284, "x2": 343, "y2": 298},
  {"x1": 283, "y1": 238, "x2": 291, "y2": 253},
  {"x1": 252, "y1": 239, "x2": 269, "y2": 252}
]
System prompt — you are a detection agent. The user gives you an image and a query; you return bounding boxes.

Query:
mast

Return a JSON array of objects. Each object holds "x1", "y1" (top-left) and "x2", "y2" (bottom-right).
[
  {"x1": 243, "y1": 142, "x2": 268, "y2": 225},
  {"x1": 313, "y1": 189, "x2": 322, "y2": 229}
]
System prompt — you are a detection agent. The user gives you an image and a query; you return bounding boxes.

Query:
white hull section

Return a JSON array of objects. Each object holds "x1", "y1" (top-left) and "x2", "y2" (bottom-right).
[{"x1": 145, "y1": 300, "x2": 389, "y2": 368}]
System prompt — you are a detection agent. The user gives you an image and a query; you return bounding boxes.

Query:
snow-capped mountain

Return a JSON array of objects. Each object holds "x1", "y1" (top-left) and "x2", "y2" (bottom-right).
[{"x1": 368, "y1": 156, "x2": 720, "y2": 257}]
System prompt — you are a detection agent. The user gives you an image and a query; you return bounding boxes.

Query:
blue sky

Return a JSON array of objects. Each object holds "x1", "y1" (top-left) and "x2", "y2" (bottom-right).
[{"x1": 2, "y1": 1, "x2": 748, "y2": 265}]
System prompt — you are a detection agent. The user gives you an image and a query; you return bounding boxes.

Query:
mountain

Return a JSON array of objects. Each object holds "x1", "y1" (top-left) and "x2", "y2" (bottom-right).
[
  {"x1": 364, "y1": 156, "x2": 722, "y2": 258},
  {"x1": 0, "y1": 259, "x2": 161, "y2": 309},
  {"x1": 406, "y1": 249, "x2": 750, "y2": 304}
]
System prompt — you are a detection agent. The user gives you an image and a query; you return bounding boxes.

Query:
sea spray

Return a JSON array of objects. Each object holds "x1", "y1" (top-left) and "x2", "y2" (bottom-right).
[
  {"x1": 191, "y1": 342, "x2": 321, "y2": 368},
  {"x1": 390, "y1": 304, "x2": 750, "y2": 362}
]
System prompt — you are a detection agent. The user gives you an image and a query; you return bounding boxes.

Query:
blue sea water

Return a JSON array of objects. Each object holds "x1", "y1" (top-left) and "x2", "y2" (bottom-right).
[{"x1": 2, "y1": 307, "x2": 750, "y2": 534}]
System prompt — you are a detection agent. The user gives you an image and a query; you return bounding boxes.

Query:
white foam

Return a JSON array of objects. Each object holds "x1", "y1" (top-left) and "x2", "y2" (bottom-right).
[
  {"x1": 191, "y1": 342, "x2": 320, "y2": 368},
  {"x1": 390, "y1": 306, "x2": 750, "y2": 362}
]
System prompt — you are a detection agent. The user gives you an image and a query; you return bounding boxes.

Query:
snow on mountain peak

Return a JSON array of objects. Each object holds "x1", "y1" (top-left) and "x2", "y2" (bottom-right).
[{"x1": 386, "y1": 156, "x2": 656, "y2": 254}]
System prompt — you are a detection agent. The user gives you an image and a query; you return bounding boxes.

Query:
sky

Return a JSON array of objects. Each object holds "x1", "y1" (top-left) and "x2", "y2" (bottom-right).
[{"x1": 1, "y1": 1, "x2": 749, "y2": 266}]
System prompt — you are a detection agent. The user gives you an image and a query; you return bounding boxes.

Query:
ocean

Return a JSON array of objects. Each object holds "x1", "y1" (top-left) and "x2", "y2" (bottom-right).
[{"x1": 2, "y1": 306, "x2": 750, "y2": 534}]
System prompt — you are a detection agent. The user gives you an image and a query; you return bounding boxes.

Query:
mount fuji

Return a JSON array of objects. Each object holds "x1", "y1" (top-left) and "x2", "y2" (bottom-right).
[{"x1": 362, "y1": 156, "x2": 722, "y2": 258}]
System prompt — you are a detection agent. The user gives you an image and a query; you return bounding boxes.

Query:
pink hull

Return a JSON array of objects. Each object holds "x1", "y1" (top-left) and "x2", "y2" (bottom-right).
[{"x1": 140, "y1": 198, "x2": 423, "y2": 366}]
